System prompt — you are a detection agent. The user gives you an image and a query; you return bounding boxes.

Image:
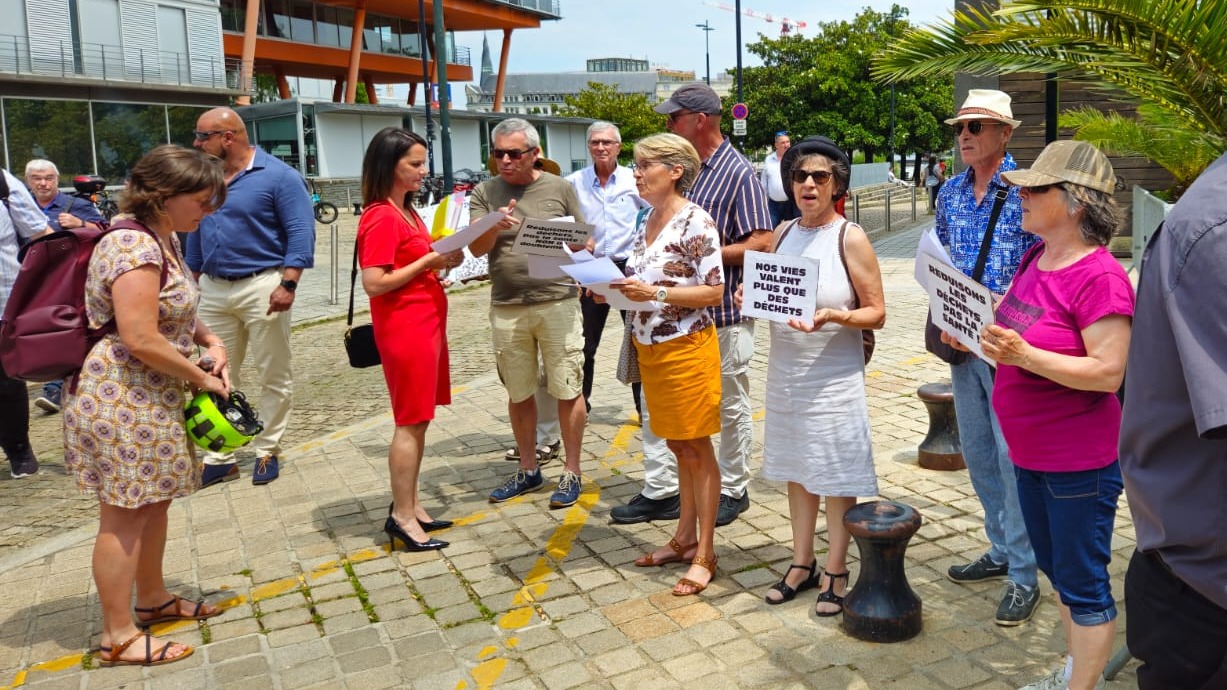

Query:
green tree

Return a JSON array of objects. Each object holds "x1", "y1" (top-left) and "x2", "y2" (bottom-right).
[
  {"x1": 739, "y1": 6, "x2": 952, "y2": 164},
  {"x1": 558, "y1": 82, "x2": 666, "y2": 159},
  {"x1": 872, "y1": 0, "x2": 1227, "y2": 192}
]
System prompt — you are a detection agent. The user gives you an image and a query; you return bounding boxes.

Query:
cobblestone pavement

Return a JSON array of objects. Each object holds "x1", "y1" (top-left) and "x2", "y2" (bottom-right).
[{"x1": 0, "y1": 218, "x2": 1140, "y2": 689}]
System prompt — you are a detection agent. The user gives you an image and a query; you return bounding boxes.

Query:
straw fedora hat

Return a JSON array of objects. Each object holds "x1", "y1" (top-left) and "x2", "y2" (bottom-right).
[{"x1": 944, "y1": 89, "x2": 1023, "y2": 128}]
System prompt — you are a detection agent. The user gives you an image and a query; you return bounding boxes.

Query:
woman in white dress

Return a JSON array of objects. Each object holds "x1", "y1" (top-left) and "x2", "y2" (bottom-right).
[{"x1": 738, "y1": 136, "x2": 885, "y2": 616}]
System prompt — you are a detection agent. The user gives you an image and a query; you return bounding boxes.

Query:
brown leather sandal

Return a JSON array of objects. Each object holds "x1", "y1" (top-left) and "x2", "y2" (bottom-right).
[
  {"x1": 134, "y1": 595, "x2": 219, "y2": 627},
  {"x1": 673, "y1": 555, "x2": 718, "y2": 596},
  {"x1": 96, "y1": 631, "x2": 193, "y2": 667},
  {"x1": 635, "y1": 537, "x2": 697, "y2": 567}
]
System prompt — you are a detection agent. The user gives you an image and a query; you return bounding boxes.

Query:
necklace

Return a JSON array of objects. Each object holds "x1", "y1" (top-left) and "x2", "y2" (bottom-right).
[{"x1": 795, "y1": 216, "x2": 842, "y2": 232}]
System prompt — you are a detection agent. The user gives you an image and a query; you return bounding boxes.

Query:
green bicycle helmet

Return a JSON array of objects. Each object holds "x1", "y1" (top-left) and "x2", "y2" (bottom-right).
[{"x1": 184, "y1": 390, "x2": 264, "y2": 453}]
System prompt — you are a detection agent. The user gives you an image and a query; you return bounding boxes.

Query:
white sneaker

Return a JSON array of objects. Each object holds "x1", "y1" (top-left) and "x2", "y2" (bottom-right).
[{"x1": 1018, "y1": 667, "x2": 1106, "y2": 690}]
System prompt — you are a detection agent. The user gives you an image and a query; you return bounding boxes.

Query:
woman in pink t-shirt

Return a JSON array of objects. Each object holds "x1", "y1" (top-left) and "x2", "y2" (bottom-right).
[{"x1": 948, "y1": 140, "x2": 1133, "y2": 690}]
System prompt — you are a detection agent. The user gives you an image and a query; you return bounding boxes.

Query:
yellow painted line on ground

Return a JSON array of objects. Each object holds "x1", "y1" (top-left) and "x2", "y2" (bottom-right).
[{"x1": 456, "y1": 421, "x2": 636, "y2": 690}]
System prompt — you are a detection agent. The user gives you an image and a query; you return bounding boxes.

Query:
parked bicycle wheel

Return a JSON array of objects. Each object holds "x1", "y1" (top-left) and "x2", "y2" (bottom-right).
[{"x1": 314, "y1": 201, "x2": 339, "y2": 224}]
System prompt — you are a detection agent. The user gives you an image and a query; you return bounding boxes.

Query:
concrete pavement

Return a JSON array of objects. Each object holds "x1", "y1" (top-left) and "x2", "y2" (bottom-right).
[{"x1": 0, "y1": 219, "x2": 1140, "y2": 689}]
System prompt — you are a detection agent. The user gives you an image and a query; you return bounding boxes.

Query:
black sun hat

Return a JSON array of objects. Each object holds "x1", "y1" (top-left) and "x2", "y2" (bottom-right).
[{"x1": 779, "y1": 135, "x2": 850, "y2": 202}]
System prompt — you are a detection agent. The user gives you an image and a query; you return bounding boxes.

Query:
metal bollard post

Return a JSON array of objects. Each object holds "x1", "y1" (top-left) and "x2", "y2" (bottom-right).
[
  {"x1": 852, "y1": 193, "x2": 861, "y2": 225},
  {"x1": 911, "y1": 186, "x2": 918, "y2": 221},
  {"x1": 885, "y1": 189, "x2": 893, "y2": 234},
  {"x1": 330, "y1": 224, "x2": 339, "y2": 305},
  {"x1": 345, "y1": 187, "x2": 352, "y2": 213}
]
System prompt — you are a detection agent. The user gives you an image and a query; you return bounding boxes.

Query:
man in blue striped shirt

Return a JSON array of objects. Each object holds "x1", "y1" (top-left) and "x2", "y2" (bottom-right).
[
  {"x1": 934, "y1": 89, "x2": 1040, "y2": 627},
  {"x1": 611, "y1": 83, "x2": 771, "y2": 527}
]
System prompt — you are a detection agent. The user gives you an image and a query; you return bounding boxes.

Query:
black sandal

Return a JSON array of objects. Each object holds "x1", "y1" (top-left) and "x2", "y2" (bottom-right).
[
  {"x1": 815, "y1": 571, "x2": 850, "y2": 617},
  {"x1": 765, "y1": 561, "x2": 820, "y2": 605}
]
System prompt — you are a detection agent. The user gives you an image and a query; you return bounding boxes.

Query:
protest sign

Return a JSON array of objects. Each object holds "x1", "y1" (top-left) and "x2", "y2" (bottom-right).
[
  {"x1": 741, "y1": 250, "x2": 819, "y2": 324},
  {"x1": 919, "y1": 252, "x2": 995, "y2": 362},
  {"x1": 511, "y1": 218, "x2": 593, "y2": 256}
]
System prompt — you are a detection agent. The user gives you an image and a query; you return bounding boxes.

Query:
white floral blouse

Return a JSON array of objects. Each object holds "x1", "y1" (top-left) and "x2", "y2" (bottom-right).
[{"x1": 628, "y1": 202, "x2": 724, "y2": 345}]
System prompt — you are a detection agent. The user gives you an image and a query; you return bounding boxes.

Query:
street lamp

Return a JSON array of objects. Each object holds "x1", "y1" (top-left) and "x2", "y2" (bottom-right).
[{"x1": 695, "y1": 21, "x2": 714, "y2": 84}]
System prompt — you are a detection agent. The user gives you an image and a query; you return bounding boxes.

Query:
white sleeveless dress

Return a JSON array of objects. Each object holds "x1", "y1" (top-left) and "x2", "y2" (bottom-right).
[{"x1": 761, "y1": 217, "x2": 877, "y2": 497}]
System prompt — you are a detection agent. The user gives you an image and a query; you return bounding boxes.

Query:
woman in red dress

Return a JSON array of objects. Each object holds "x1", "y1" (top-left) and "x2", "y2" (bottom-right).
[{"x1": 358, "y1": 128, "x2": 464, "y2": 552}]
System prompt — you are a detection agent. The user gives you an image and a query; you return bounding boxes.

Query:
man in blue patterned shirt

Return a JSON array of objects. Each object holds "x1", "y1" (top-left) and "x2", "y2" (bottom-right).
[{"x1": 934, "y1": 89, "x2": 1041, "y2": 627}]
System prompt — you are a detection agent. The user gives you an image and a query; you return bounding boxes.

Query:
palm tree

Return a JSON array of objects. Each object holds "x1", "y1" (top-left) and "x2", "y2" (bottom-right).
[{"x1": 871, "y1": 0, "x2": 1227, "y2": 191}]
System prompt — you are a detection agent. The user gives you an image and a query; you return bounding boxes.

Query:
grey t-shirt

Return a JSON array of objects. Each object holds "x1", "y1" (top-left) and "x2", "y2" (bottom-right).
[
  {"x1": 469, "y1": 172, "x2": 585, "y2": 305},
  {"x1": 1120, "y1": 151, "x2": 1227, "y2": 610}
]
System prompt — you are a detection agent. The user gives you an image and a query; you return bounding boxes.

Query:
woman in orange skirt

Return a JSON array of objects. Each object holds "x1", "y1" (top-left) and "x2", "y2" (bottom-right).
[{"x1": 613, "y1": 133, "x2": 724, "y2": 596}]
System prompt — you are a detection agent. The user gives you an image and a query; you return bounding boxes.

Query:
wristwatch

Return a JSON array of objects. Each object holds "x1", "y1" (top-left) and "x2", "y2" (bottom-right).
[
  {"x1": 279, "y1": 279, "x2": 298, "y2": 292},
  {"x1": 654, "y1": 287, "x2": 668, "y2": 302}
]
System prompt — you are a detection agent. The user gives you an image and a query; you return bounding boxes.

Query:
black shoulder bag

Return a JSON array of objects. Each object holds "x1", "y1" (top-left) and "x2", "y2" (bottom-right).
[
  {"x1": 344, "y1": 236, "x2": 381, "y2": 368},
  {"x1": 925, "y1": 188, "x2": 1008, "y2": 365}
]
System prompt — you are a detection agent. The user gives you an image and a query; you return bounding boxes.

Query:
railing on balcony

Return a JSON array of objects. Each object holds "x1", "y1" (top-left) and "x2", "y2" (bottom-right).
[
  {"x1": 0, "y1": 34, "x2": 233, "y2": 90},
  {"x1": 482, "y1": 0, "x2": 562, "y2": 18}
]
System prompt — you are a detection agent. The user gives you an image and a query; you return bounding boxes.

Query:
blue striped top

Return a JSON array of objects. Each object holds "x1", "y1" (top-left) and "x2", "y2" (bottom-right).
[{"x1": 687, "y1": 138, "x2": 772, "y2": 326}]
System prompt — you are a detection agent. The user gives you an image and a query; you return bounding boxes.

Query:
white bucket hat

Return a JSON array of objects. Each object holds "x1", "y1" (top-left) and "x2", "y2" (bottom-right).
[{"x1": 944, "y1": 89, "x2": 1023, "y2": 128}]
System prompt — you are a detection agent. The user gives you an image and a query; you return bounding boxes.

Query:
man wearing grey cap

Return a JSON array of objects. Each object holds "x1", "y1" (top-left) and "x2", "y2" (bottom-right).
[{"x1": 610, "y1": 82, "x2": 772, "y2": 529}]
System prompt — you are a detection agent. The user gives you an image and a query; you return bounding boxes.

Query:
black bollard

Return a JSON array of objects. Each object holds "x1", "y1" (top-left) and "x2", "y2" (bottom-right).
[
  {"x1": 917, "y1": 381, "x2": 964, "y2": 471},
  {"x1": 842, "y1": 500, "x2": 923, "y2": 642}
]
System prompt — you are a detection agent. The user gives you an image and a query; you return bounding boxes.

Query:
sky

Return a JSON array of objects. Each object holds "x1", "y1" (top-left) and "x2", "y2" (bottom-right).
[{"x1": 379, "y1": 0, "x2": 955, "y2": 108}]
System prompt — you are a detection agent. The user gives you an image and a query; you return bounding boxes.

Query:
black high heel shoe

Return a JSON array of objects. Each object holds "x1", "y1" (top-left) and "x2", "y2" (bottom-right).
[
  {"x1": 384, "y1": 517, "x2": 447, "y2": 552},
  {"x1": 388, "y1": 503, "x2": 453, "y2": 532}
]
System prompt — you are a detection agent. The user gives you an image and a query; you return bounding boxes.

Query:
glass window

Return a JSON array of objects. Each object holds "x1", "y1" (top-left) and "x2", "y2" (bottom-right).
[
  {"x1": 399, "y1": 21, "x2": 421, "y2": 57},
  {"x1": 3, "y1": 98, "x2": 94, "y2": 182},
  {"x1": 92, "y1": 102, "x2": 166, "y2": 182},
  {"x1": 316, "y1": 5, "x2": 340, "y2": 47},
  {"x1": 76, "y1": 0, "x2": 122, "y2": 79},
  {"x1": 167, "y1": 105, "x2": 209, "y2": 147},
  {"x1": 335, "y1": 7, "x2": 354, "y2": 48},
  {"x1": 253, "y1": 116, "x2": 300, "y2": 171},
  {"x1": 218, "y1": 0, "x2": 242, "y2": 32},
  {"x1": 262, "y1": 0, "x2": 289, "y2": 39},
  {"x1": 289, "y1": 0, "x2": 313, "y2": 43}
]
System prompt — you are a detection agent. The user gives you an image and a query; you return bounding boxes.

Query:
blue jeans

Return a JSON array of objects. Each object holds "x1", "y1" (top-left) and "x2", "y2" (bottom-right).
[
  {"x1": 43, "y1": 380, "x2": 62, "y2": 398},
  {"x1": 950, "y1": 358, "x2": 1038, "y2": 588},
  {"x1": 1016, "y1": 462, "x2": 1122, "y2": 625}
]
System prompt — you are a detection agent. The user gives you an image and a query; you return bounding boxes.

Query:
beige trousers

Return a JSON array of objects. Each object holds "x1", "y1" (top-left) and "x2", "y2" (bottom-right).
[{"x1": 197, "y1": 269, "x2": 293, "y2": 463}]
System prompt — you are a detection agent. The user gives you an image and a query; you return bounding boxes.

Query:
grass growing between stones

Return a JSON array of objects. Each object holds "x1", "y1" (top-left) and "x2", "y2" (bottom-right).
[{"x1": 342, "y1": 560, "x2": 379, "y2": 623}]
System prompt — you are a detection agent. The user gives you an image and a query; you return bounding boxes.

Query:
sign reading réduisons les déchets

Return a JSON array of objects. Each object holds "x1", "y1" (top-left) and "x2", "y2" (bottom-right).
[
  {"x1": 919, "y1": 252, "x2": 996, "y2": 363},
  {"x1": 741, "y1": 250, "x2": 819, "y2": 324},
  {"x1": 511, "y1": 218, "x2": 594, "y2": 256}
]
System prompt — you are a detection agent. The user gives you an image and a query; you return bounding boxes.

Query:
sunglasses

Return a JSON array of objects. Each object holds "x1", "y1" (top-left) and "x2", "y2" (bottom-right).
[
  {"x1": 952, "y1": 121, "x2": 1001, "y2": 136},
  {"x1": 492, "y1": 147, "x2": 536, "y2": 160},
  {"x1": 791, "y1": 169, "x2": 834, "y2": 185},
  {"x1": 1025, "y1": 183, "x2": 1064, "y2": 194},
  {"x1": 667, "y1": 110, "x2": 699, "y2": 123},
  {"x1": 193, "y1": 130, "x2": 237, "y2": 141}
]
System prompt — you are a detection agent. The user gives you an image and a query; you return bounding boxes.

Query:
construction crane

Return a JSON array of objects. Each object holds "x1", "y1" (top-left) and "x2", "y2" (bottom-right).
[{"x1": 702, "y1": 2, "x2": 806, "y2": 35}]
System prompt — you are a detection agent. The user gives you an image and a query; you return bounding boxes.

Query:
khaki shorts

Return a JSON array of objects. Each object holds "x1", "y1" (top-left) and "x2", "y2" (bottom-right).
[{"x1": 491, "y1": 299, "x2": 584, "y2": 403}]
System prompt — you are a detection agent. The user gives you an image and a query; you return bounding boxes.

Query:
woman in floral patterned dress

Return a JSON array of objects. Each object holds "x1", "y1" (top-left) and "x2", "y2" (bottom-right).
[
  {"x1": 613, "y1": 133, "x2": 724, "y2": 597},
  {"x1": 64, "y1": 145, "x2": 230, "y2": 666}
]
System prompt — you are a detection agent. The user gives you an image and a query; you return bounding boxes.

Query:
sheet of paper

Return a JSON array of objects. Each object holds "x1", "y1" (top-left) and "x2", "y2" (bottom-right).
[
  {"x1": 585, "y1": 282, "x2": 658, "y2": 312},
  {"x1": 563, "y1": 245, "x2": 595, "y2": 263},
  {"x1": 560, "y1": 256, "x2": 625, "y2": 285},
  {"x1": 431, "y1": 211, "x2": 505, "y2": 254},
  {"x1": 511, "y1": 218, "x2": 594, "y2": 256},
  {"x1": 920, "y1": 252, "x2": 995, "y2": 363},
  {"x1": 526, "y1": 254, "x2": 572, "y2": 280},
  {"x1": 914, "y1": 227, "x2": 954, "y2": 290},
  {"x1": 740, "y1": 250, "x2": 820, "y2": 324}
]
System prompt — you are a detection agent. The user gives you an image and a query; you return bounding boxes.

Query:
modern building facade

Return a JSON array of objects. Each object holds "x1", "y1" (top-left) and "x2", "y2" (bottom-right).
[{"x1": 0, "y1": 0, "x2": 563, "y2": 183}]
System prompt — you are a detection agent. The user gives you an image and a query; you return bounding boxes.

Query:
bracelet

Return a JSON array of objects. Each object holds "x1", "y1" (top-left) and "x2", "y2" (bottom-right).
[{"x1": 205, "y1": 342, "x2": 225, "y2": 350}]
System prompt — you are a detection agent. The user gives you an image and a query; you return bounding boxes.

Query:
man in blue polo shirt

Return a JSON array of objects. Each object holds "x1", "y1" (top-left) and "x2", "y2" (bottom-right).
[
  {"x1": 187, "y1": 107, "x2": 315, "y2": 486},
  {"x1": 24, "y1": 159, "x2": 106, "y2": 414}
]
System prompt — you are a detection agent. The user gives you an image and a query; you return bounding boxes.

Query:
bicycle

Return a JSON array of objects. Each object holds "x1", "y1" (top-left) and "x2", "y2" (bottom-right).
[{"x1": 308, "y1": 179, "x2": 339, "y2": 224}]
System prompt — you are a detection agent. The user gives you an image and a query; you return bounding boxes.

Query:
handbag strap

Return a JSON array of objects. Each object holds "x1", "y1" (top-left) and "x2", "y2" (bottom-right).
[
  {"x1": 347, "y1": 234, "x2": 359, "y2": 328},
  {"x1": 971, "y1": 187, "x2": 1009, "y2": 282},
  {"x1": 834, "y1": 220, "x2": 862, "y2": 308}
]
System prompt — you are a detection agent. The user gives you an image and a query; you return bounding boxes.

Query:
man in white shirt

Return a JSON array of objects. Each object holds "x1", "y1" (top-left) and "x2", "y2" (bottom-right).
[
  {"x1": 760, "y1": 131, "x2": 796, "y2": 227},
  {"x1": 0, "y1": 168, "x2": 52, "y2": 478},
  {"x1": 566, "y1": 122, "x2": 643, "y2": 416}
]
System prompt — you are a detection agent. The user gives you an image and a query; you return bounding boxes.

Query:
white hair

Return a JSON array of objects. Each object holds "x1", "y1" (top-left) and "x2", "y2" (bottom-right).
[
  {"x1": 24, "y1": 159, "x2": 58, "y2": 176},
  {"x1": 586, "y1": 121, "x2": 621, "y2": 143},
  {"x1": 491, "y1": 118, "x2": 540, "y2": 149}
]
